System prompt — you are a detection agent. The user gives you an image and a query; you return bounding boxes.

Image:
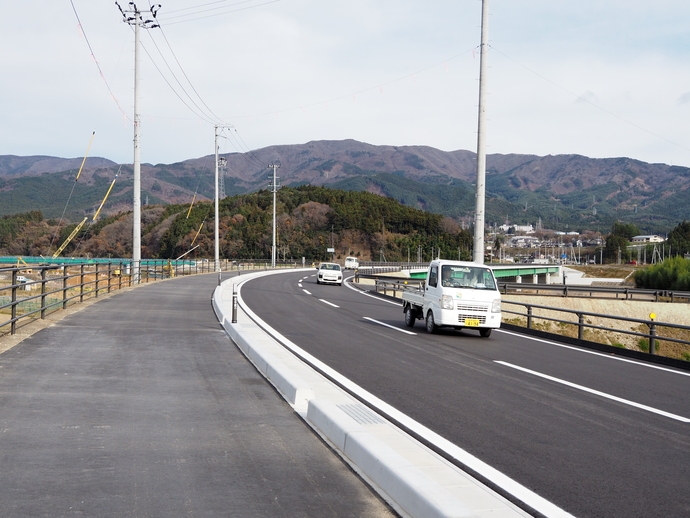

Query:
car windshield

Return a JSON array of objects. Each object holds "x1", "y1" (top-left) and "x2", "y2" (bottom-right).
[
  {"x1": 440, "y1": 265, "x2": 496, "y2": 290},
  {"x1": 320, "y1": 264, "x2": 341, "y2": 271}
]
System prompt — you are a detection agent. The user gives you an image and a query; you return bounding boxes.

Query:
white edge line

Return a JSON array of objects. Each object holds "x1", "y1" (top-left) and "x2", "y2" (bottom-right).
[
  {"x1": 363, "y1": 316, "x2": 416, "y2": 335},
  {"x1": 319, "y1": 299, "x2": 340, "y2": 308},
  {"x1": 495, "y1": 361, "x2": 690, "y2": 423},
  {"x1": 497, "y1": 328, "x2": 690, "y2": 378},
  {"x1": 232, "y1": 270, "x2": 575, "y2": 518}
]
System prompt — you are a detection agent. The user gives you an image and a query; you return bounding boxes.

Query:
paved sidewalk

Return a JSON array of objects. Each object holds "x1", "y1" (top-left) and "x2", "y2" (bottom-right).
[{"x1": 0, "y1": 273, "x2": 395, "y2": 517}]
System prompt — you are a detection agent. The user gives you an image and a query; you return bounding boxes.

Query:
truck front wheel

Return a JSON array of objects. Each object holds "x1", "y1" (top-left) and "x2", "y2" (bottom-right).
[
  {"x1": 404, "y1": 306, "x2": 416, "y2": 328},
  {"x1": 425, "y1": 310, "x2": 438, "y2": 334},
  {"x1": 480, "y1": 328, "x2": 492, "y2": 338}
]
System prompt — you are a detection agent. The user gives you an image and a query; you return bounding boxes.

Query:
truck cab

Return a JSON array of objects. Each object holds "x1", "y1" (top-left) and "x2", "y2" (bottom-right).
[{"x1": 402, "y1": 260, "x2": 501, "y2": 337}]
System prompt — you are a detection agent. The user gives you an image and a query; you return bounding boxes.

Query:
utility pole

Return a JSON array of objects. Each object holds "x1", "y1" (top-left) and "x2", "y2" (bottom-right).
[
  {"x1": 473, "y1": 0, "x2": 489, "y2": 264},
  {"x1": 214, "y1": 126, "x2": 221, "y2": 273},
  {"x1": 218, "y1": 157, "x2": 227, "y2": 199},
  {"x1": 213, "y1": 125, "x2": 232, "y2": 273},
  {"x1": 116, "y1": 2, "x2": 161, "y2": 283},
  {"x1": 268, "y1": 163, "x2": 280, "y2": 268}
]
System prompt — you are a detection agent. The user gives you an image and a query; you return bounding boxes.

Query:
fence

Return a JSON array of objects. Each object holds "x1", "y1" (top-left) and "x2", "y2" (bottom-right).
[{"x1": 0, "y1": 259, "x2": 300, "y2": 336}]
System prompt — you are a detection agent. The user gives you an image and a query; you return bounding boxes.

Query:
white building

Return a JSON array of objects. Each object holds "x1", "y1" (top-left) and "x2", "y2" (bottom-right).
[{"x1": 631, "y1": 235, "x2": 665, "y2": 244}]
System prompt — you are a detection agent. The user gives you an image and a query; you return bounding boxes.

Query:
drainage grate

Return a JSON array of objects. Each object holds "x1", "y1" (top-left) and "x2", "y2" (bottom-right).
[{"x1": 337, "y1": 403, "x2": 386, "y2": 425}]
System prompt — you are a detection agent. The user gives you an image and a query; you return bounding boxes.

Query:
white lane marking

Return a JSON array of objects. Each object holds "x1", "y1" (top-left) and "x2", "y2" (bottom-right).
[
  {"x1": 495, "y1": 360, "x2": 690, "y2": 423},
  {"x1": 319, "y1": 299, "x2": 340, "y2": 308},
  {"x1": 497, "y1": 329, "x2": 690, "y2": 378},
  {"x1": 344, "y1": 277, "x2": 402, "y2": 306},
  {"x1": 302, "y1": 289, "x2": 311, "y2": 295},
  {"x1": 298, "y1": 283, "x2": 303, "y2": 288},
  {"x1": 363, "y1": 317, "x2": 417, "y2": 335}
]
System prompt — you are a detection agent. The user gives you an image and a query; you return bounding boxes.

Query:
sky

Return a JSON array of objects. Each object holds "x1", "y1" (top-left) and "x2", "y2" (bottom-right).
[{"x1": 2, "y1": 0, "x2": 690, "y2": 167}]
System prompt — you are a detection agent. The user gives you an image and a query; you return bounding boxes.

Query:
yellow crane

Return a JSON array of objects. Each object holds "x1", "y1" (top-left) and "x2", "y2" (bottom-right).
[{"x1": 52, "y1": 217, "x2": 88, "y2": 258}]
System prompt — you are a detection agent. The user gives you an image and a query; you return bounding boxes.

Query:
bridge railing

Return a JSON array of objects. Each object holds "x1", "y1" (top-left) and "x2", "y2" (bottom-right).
[{"x1": 0, "y1": 259, "x2": 265, "y2": 337}]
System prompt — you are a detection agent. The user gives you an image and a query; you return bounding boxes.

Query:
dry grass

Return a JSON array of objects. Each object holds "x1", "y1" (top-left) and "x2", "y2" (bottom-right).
[
  {"x1": 568, "y1": 264, "x2": 638, "y2": 281},
  {"x1": 503, "y1": 295, "x2": 690, "y2": 362}
]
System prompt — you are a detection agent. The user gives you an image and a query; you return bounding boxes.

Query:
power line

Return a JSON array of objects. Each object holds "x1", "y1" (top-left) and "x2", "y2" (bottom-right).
[
  {"x1": 490, "y1": 45, "x2": 690, "y2": 154},
  {"x1": 157, "y1": 0, "x2": 282, "y2": 25},
  {"x1": 68, "y1": 0, "x2": 131, "y2": 122}
]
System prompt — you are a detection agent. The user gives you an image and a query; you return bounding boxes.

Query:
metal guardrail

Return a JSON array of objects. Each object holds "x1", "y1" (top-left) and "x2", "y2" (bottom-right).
[
  {"x1": 0, "y1": 259, "x2": 302, "y2": 336},
  {"x1": 499, "y1": 282, "x2": 690, "y2": 303},
  {"x1": 355, "y1": 277, "x2": 690, "y2": 358},
  {"x1": 501, "y1": 300, "x2": 689, "y2": 355}
]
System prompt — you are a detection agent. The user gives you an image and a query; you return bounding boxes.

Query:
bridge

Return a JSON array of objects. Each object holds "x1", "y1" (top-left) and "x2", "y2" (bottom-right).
[{"x1": 0, "y1": 268, "x2": 688, "y2": 517}]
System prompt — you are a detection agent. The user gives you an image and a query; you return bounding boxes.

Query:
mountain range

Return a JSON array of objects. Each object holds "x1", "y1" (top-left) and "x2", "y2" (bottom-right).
[{"x1": 2, "y1": 139, "x2": 689, "y2": 234}]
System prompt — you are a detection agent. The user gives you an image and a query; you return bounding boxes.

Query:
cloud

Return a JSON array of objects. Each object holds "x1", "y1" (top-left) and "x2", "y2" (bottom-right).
[{"x1": 2, "y1": 1, "x2": 690, "y2": 167}]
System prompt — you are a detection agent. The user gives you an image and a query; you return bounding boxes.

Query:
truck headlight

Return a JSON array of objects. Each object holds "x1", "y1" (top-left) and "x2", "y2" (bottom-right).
[
  {"x1": 492, "y1": 299, "x2": 501, "y2": 313},
  {"x1": 441, "y1": 295, "x2": 454, "y2": 310}
]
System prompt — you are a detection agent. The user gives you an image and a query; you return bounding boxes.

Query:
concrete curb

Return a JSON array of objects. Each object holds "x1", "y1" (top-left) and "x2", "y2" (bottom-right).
[{"x1": 212, "y1": 270, "x2": 536, "y2": 518}]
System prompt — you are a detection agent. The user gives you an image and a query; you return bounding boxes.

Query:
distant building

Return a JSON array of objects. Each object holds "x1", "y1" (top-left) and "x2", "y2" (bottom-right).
[
  {"x1": 499, "y1": 224, "x2": 534, "y2": 234},
  {"x1": 631, "y1": 235, "x2": 665, "y2": 244},
  {"x1": 507, "y1": 235, "x2": 540, "y2": 248}
]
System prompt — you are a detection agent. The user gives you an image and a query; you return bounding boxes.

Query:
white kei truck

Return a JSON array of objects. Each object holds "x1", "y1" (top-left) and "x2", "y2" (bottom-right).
[{"x1": 401, "y1": 260, "x2": 502, "y2": 337}]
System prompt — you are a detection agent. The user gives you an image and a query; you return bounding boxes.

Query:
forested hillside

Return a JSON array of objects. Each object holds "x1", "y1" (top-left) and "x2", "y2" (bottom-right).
[
  {"x1": 3, "y1": 140, "x2": 690, "y2": 235},
  {"x1": 0, "y1": 187, "x2": 472, "y2": 262}
]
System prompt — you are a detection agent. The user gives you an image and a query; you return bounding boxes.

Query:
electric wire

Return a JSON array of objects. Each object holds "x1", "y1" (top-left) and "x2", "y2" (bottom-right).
[
  {"x1": 157, "y1": 0, "x2": 282, "y2": 25},
  {"x1": 68, "y1": 0, "x2": 131, "y2": 122},
  {"x1": 490, "y1": 45, "x2": 690, "y2": 154}
]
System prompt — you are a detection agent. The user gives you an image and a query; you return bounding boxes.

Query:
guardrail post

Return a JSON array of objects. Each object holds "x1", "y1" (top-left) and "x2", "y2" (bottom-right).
[
  {"x1": 577, "y1": 313, "x2": 585, "y2": 341},
  {"x1": 62, "y1": 265, "x2": 68, "y2": 310},
  {"x1": 80, "y1": 264, "x2": 85, "y2": 302},
  {"x1": 527, "y1": 306, "x2": 533, "y2": 329},
  {"x1": 649, "y1": 323, "x2": 657, "y2": 355},
  {"x1": 107, "y1": 262, "x2": 112, "y2": 293},
  {"x1": 10, "y1": 271, "x2": 17, "y2": 335},
  {"x1": 41, "y1": 268, "x2": 47, "y2": 319},
  {"x1": 232, "y1": 286, "x2": 238, "y2": 323},
  {"x1": 95, "y1": 263, "x2": 100, "y2": 298}
]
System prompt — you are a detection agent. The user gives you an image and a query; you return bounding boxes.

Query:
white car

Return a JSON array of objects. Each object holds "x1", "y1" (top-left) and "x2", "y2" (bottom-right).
[
  {"x1": 344, "y1": 256, "x2": 359, "y2": 269},
  {"x1": 316, "y1": 263, "x2": 343, "y2": 286}
]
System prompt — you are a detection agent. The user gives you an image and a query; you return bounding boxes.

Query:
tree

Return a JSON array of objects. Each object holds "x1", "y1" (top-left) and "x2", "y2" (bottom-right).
[
  {"x1": 668, "y1": 220, "x2": 690, "y2": 257},
  {"x1": 611, "y1": 222, "x2": 640, "y2": 240},
  {"x1": 603, "y1": 234, "x2": 630, "y2": 263}
]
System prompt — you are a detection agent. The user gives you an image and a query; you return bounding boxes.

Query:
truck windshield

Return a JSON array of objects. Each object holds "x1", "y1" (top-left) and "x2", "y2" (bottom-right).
[{"x1": 440, "y1": 265, "x2": 496, "y2": 290}]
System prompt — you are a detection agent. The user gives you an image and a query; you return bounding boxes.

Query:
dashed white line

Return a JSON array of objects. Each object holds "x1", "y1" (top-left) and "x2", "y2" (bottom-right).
[
  {"x1": 302, "y1": 289, "x2": 311, "y2": 295},
  {"x1": 363, "y1": 317, "x2": 417, "y2": 335},
  {"x1": 495, "y1": 360, "x2": 690, "y2": 423},
  {"x1": 319, "y1": 299, "x2": 340, "y2": 308}
]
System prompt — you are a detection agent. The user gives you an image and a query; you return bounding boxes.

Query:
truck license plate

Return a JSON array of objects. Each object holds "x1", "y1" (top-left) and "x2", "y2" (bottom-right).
[{"x1": 464, "y1": 318, "x2": 480, "y2": 327}]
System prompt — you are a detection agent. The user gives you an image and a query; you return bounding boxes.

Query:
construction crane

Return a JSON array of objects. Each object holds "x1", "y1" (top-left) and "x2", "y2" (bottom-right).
[{"x1": 52, "y1": 217, "x2": 88, "y2": 258}]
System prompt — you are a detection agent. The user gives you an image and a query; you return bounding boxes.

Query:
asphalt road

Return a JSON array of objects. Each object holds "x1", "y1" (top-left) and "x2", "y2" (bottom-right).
[
  {"x1": 241, "y1": 270, "x2": 690, "y2": 518},
  {"x1": 0, "y1": 274, "x2": 395, "y2": 518}
]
